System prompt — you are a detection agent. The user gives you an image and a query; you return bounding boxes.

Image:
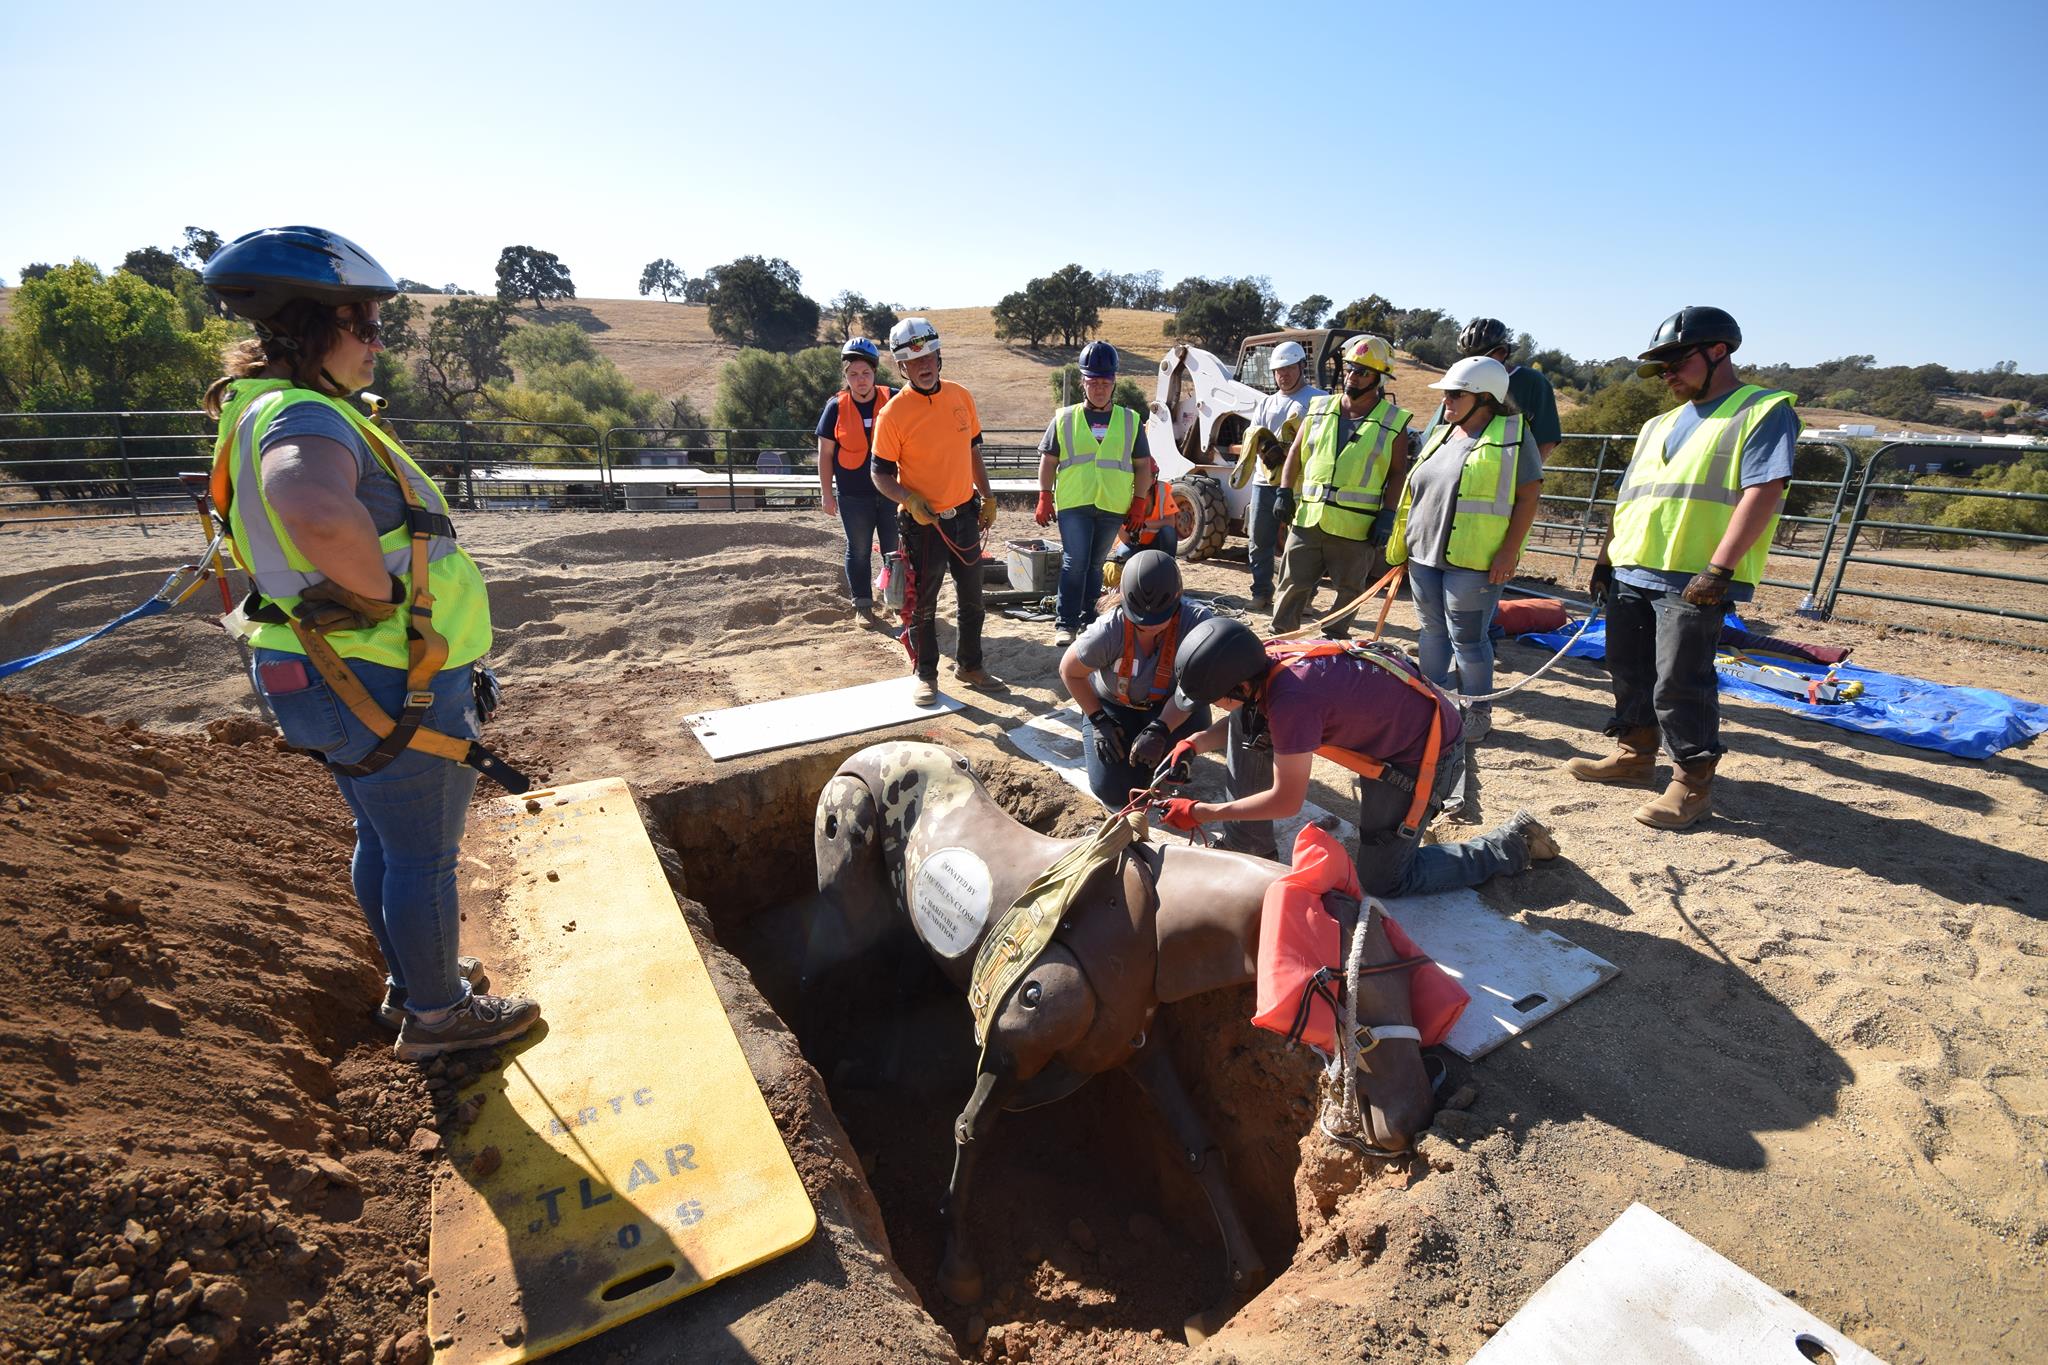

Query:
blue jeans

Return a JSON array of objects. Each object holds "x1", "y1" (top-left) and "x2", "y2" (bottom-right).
[
  {"x1": 837, "y1": 493, "x2": 898, "y2": 605},
  {"x1": 1221, "y1": 710, "x2": 1531, "y2": 893},
  {"x1": 1248, "y1": 484, "x2": 1280, "y2": 600},
  {"x1": 254, "y1": 648, "x2": 481, "y2": 1013},
  {"x1": 1056, "y1": 506, "x2": 1126, "y2": 631},
  {"x1": 1081, "y1": 698, "x2": 1211, "y2": 809},
  {"x1": 1406, "y1": 561, "x2": 1504, "y2": 699}
]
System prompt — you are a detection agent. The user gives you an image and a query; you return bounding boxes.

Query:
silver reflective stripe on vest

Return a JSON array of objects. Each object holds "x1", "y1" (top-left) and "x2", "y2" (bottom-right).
[
  {"x1": 1454, "y1": 414, "x2": 1523, "y2": 517},
  {"x1": 1056, "y1": 405, "x2": 1136, "y2": 474},
  {"x1": 232, "y1": 392, "x2": 460, "y2": 598},
  {"x1": 1305, "y1": 399, "x2": 1396, "y2": 508},
  {"x1": 1615, "y1": 389, "x2": 1775, "y2": 508}
]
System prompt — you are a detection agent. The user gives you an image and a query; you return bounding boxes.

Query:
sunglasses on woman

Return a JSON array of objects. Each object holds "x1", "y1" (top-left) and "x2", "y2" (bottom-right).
[{"x1": 337, "y1": 315, "x2": 383, "y2": 346}]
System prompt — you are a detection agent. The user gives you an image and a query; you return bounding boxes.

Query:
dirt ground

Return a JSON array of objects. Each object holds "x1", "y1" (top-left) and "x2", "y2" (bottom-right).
[{"x1": 2, "y1": 506, "x2": 2044, "y2": 1364}]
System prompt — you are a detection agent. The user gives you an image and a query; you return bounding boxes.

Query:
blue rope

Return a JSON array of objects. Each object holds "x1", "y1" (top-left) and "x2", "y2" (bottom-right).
[{"x1": 0, "y1": 582, "x2": 180, "y2": 679}]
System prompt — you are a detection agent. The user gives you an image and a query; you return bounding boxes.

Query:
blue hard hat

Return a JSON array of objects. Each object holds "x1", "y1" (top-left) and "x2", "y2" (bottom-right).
[
  {"x1": 840, "y1": 336, "x2": 882, "y2": 366},
  {"x1": 1079, "y1": 341, "x2": 1119, "y2": 378},
  {"x1": 202, "y1": 226, "x2": 396, "y2": 322}
]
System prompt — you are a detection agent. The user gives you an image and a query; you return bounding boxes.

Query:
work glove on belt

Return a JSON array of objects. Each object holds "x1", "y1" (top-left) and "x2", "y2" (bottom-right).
[
  {"x1": 1089, "y1": 713, "x2": 1129, "y2": 768},
  {"x1": 296, "y1": 574, "x2": 405, "y2": 634},
  {"x1": 1681, "y1": 563, "x2": 1734, "y2": 607},
  {"x1": 1034, "y1": 491, "x2": 1054, "y2": 526},
  {"x1": 979, "y1": 496, "x2": 998, "y2": 531}
]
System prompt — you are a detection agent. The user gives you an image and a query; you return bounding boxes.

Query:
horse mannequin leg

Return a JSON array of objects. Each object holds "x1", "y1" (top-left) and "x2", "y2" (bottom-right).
[
  {"x1": 1123, "y1": 1034, "x2": 1268, "y2": 1345},
  {"x1": 938, "y1": 1051, "x2": 1019, "y2": 1306}
]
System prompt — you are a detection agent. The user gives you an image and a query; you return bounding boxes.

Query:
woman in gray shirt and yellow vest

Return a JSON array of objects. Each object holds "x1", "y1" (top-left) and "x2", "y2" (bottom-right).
[{"x1": 1385, "y1": 356, "x2": 1543, "y2": 736}]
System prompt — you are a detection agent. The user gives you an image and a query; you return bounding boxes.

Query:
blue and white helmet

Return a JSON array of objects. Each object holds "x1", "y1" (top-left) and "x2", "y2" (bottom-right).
[{"x1": 841, "y1": 336, "x2": 882, "y2": 367}]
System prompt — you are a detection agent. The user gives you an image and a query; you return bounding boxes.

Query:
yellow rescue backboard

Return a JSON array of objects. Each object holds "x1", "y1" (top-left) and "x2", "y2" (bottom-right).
[{"x1": 428, "y1": 777, "x2": 815, "y2": 1363}]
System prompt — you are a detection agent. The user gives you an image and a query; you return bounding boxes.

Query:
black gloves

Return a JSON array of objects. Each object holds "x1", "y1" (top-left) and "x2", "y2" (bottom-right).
[
  {"x1": 1273, "y1": 488, "x2": 1297, "y2": 526},
  {"x1": 1090, "y1": 714, "x2": 1130, "y2": 768},
  {"x1": 1589, "y1": 560, "x2": 1614, "y2": 607},
  {"x1": 1127, "y1": 719, "x2": 1171, "y2": 772}
]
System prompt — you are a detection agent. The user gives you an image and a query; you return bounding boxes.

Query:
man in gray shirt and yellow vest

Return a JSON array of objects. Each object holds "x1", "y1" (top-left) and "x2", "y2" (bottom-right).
[
  {"x1": 1567, "y1": 307, "x2": 1797, "y2": 829},
  {"x1": 1271, "y1": 335, "x2": 1412, "y2": 636},
  {"x1": 1035, "y1": 341, "x2": 1154, "y2": 646}
]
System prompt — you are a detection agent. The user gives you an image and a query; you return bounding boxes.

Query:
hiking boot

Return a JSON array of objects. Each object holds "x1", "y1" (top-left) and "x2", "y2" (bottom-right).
[
  {"x1": 852, "y1": 598, "x2": 875, "y2": 618},
  {"x1": 394, "y1": 991, "x2": 541, "y2": 1061},
  {"x1": 1507, "y1": 810, "x2": 1560, "y2": 864},
  {"x1": 377, "y1": 956, "x2": 485, "y2": 1030},
  {"x1": 1250, "y1": 596, "x2": 1273, "y2": 613},
  {"x1": 912, "y1": 676, "x2": 939, "y2": 706},
  {"x1": 1565, "y1": 726, "x2": 1659, "y2": 785},
  {"x1": 1053, "y1": 627, "x2": 1075, "y2": 647},
  {"x1": 1461, "y1": 702, "x2": 1493, "y2": 745},
  {"x1": 953, "y1": 665, "x2": 1004, "y2": 690},
  {"x1": 1635, "y1": 759, "x2": 1717, "y2": 830}
]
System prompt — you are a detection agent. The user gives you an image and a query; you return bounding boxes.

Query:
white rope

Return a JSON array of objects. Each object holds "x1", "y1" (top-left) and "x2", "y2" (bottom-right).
[
  {"x1": 1319, "y1": 898, "x2": 1378, "y2": 1145},
  {"x1": 1452, "y1": 606, "x2": 1604, "y2": 706}
]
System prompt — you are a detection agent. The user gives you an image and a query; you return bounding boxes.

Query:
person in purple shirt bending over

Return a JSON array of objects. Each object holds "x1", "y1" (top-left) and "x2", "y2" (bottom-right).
[{"x1": 1129, "y1": 618, "x2": 1557, "y2": 896}]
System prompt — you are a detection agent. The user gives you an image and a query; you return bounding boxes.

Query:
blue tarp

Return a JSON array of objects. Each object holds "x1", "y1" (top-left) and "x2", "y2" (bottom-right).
[{"x1": 1519, "y1": 613, "x2": 2048, "y2": 760}]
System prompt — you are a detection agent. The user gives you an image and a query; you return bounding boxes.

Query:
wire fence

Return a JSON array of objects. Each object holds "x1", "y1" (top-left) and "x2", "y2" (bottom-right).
[{"x1": 3, "y1": 410, "x2": 2042, "y2": 644}]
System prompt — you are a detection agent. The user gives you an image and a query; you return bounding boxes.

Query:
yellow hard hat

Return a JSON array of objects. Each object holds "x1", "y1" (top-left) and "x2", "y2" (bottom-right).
[{"x1": 1341, "y1": 335, "x2": 1395, "y2": 376}]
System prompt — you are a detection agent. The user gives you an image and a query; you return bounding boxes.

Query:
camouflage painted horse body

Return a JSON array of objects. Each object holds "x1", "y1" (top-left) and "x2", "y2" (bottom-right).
[{"x1": 813, "y1": 741, "x2": 1435, "y2": 1337}]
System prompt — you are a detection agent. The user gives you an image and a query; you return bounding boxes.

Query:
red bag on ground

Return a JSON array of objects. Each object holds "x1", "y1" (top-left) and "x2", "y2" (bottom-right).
[
  {"x1": 1251, "y1": 825, "x2": 1468, "y2": 1051},
  {"x1": 1493, "y1": 597, "x2": 1567, "y2": 635}
]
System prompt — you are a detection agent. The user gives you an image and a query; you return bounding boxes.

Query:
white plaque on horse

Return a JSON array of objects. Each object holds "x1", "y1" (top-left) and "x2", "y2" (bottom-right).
[{"x1": 911, "y1": 847, "x2": 993, "y2": 958}]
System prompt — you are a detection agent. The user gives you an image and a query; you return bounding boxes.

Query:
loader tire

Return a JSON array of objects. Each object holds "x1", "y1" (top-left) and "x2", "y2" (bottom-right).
[{"x1": 1174, "y1": 474, "x2": 1229, "y2": 563}]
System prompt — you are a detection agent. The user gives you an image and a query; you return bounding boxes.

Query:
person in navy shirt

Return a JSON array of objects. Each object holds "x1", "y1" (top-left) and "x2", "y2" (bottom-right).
[{"x1": 815, "y1": 337, "x2": 898, "y2": 616}]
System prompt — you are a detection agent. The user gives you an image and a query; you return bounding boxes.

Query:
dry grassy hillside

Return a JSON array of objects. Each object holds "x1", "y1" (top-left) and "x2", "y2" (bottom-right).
[{"x1": 0, "y1": 286, "x2": 1978, "y2": 437}]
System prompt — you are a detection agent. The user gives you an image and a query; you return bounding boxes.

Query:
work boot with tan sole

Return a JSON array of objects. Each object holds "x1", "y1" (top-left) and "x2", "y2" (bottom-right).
[
  {"x1": 1565, "y1": 726, "x2": 1660, "y2": 785},
  {"x1": 953, "y1": 665, "x2": 1005, "y2": 691},
  {"x1": 1635, "y1": 759, "x2": 1717, "y2": 830}
]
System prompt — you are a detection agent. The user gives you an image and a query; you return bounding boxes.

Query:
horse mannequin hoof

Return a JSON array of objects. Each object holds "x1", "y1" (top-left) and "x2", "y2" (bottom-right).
[
  {"x1": 1183, "y1": 1298, "x2": 1242, "y2": 1345},
  {"x1": 938, "y1": 1255, "x2": 984, "y2": 1307}
]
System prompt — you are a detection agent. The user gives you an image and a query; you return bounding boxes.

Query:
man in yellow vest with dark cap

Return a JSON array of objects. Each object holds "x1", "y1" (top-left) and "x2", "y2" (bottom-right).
[
  {"x1": 1271, "y1": 335, "x2": 1413, "y2": 635},
  {"x1": 1567, "y1": 306, "x2": 1798, "y2": 829},
  {"x1": 1034, "y1": 341, "x2": 1155, "y2": 646},
  {"x1": 201, "y1": 226, "x2": 539, "y2": 1060}
]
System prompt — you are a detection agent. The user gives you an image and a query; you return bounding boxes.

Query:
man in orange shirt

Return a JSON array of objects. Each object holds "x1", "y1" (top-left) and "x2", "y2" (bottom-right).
[{"x1": 871, "y1": 317, "x2": 1004, "y2": 705}]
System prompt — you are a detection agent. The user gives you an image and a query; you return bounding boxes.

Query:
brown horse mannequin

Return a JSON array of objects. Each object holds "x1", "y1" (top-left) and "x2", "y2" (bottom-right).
[{"x1": 813, "y1": 741, "x2": 1435, "y2": 1340}]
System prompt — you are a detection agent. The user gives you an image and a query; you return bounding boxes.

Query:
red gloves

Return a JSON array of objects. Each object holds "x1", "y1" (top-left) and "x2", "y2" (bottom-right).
[
  {"x1": 1168, "y1": 739, "x2": 1197, "y2": 769},
  {"x1": 1158, "y1": 798, "x2": 1206, "y2": 832},
  {"x1": 1034, "y1": 491, "x2": 1055, "y2": 527}
]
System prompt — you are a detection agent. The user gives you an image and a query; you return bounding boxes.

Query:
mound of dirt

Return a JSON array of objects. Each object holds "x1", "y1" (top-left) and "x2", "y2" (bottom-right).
[{"x1": 0, "y1": 693, "x2": 449, "y2": 1362}]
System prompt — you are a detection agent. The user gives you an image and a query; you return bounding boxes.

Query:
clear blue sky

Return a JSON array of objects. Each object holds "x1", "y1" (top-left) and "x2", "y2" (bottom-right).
[{"x1": 4, "y1": 0, "x2": 2044, "y2": 370}]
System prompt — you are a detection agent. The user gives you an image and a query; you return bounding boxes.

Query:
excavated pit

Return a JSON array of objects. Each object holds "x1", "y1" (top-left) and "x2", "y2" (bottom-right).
[{"x1": 644, "y1": 744, "x2": 1323, "y2": 1358}]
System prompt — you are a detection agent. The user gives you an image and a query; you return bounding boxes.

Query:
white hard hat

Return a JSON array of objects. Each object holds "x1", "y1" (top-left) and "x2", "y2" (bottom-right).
[
  {"x1": 1427, "y1": 355, "x2": 1510, "y2": 403},
  {"x1": 1270, "y1": 340, "x2": 1306, "y2": 369},
  {"x1": 889, "y1": 316, "x2": 941, "y2": 363}
]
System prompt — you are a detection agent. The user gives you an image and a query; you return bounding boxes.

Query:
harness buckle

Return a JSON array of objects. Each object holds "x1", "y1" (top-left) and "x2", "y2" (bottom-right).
[{"x1": 404, "y1": 690, "x2": 435, "y2": 712}]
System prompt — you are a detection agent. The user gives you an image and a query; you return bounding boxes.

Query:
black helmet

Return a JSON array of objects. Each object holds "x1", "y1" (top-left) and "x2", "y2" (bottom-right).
[
  {"x1": 1458, "y1": 317, "x2": 1511, "y2": 357},
  {"x1": 1635, "y1": 306, "x2": 1741, "y2": 378},
  {"x1": 1171, "y1": 617, "x2": 1270, "y2": 711},
  {"x1": 1120, "y1": 549, "x2": 1181, "y2": 627},
  {"x1": 202, "y1": 226, "x2": 398, "y2": 322}
]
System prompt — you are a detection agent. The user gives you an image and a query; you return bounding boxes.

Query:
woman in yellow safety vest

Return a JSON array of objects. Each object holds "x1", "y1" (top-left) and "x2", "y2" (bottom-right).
[
  {"x1": 201, "y1": 226, "x2": 539, "y2": 1062},
  {"x1": 1385, "y1": 355, "x2": 1543, "y2": 738}
]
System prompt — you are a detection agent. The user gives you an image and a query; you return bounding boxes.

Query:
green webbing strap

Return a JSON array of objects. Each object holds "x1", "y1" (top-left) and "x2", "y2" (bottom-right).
[{"x1": 968, "y1": 809, "x2": 1146, "y2": 1046}]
